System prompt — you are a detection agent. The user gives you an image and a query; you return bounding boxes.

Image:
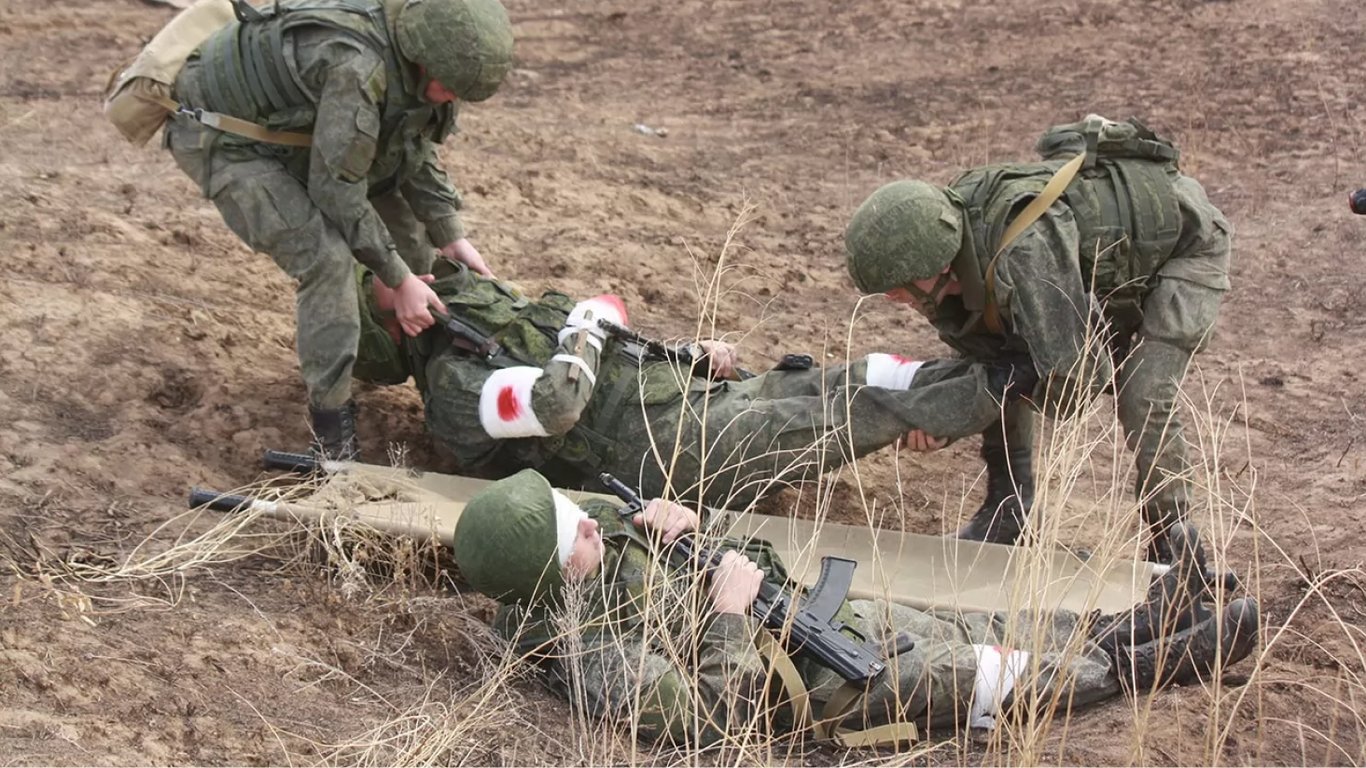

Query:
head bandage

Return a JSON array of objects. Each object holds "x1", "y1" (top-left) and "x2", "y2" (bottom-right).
[{"x1": 552, "y1": 490, "x2": 589, "y2": 567}]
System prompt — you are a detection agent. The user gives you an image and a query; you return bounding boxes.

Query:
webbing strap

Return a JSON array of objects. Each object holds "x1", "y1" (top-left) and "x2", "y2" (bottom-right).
[
  {"x1": 152, "y1": 93, "x2": 313, "y2": 147},
  {"x1": 755, "y1": 630, "x2": 919, "y2": 749},
  {"x1": 981, "y1": 152, "x2": 1086, "y2": 334},
  {"x1": 754, "y1": 629, "x2": 813, "y2": 730}
]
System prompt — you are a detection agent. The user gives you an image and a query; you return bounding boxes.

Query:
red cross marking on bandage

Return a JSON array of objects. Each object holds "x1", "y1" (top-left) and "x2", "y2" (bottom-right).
[{"x1": 497, "y1": 386, "x2": 522, "y2": 421}]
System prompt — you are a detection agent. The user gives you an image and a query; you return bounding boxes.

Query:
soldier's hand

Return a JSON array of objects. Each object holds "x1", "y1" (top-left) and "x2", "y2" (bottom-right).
[
  {"x1": 710, "y1": 551, "x2": 763, "y2": 615},
  {"x1": 898, "y1": 429, "x2": 948, "y2": 452},
  {"x1": 439, "y1": 238, "x2": 494, "y2": 278},
  {"x1": 696, "y1": 340, "x2": 739, "y2": 379},
  {"x1": 393, "y1": 274, "x2": 443, "y2": 337},
  {"x1": 633, "y1": 498, "x2": 699, "y2": 543}
]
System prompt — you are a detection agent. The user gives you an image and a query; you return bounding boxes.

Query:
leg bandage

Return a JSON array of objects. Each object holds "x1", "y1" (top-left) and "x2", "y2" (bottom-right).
[
  {"x1": 967, "y1": 644, "x2": 1031, "y2": 729},
  {"x1": 865, "y1": 353, "x2": 924, "y2": 391}
]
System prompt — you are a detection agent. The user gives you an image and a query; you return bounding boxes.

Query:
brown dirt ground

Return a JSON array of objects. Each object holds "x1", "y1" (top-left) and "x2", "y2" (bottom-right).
[{"x1": 2, "y1": 0, "x2": 1366, "y2": 764}]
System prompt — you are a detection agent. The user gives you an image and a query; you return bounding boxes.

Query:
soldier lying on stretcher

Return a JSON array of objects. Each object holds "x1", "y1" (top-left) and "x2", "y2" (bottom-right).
[{"x1": 449, "y1": 469, "x2": 1259, "y2": 746}]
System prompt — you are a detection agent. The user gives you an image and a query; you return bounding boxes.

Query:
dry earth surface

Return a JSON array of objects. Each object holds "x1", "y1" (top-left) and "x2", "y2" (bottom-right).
[{"x1": 2, "y1": 0, "x2": 1366, "y2": 764}]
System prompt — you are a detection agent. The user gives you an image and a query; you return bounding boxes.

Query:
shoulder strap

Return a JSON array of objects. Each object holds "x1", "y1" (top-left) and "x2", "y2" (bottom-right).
[
  {"x1": 151, "y1": 92, "x2": 314, "y2": 146},
  {"x1": 981, "y1": 152, "x2": 1085, "y2": 335}
]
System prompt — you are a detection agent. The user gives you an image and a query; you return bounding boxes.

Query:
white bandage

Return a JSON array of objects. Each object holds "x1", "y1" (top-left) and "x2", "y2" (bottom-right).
[
  {"x1": 558, "y1": 295, "x2": 629, "y2": 345},
  {"x1": 479, "y1": 366, "x2": 550, "y2": 439},
  {"x1": 967, "y1": 644, "x2": 1032, "y2": 730},
  {"x1": 552, "y1": 490, "x2": 589, "y2": 567},
  {"x1": 865, "y1": 353, "x2": 924, "y2": 391},
  {"x1": 550, "y1": 353, "x2": 596, "y2": 387}
]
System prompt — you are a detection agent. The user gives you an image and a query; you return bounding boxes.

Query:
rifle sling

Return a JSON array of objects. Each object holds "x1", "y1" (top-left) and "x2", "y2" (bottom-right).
[
  {"x1": 755, "y1": 629, "x2": 919, "y2": 748},
  {"x1": 982, "y1": 152, "x2": 1086, "y2": 335}
]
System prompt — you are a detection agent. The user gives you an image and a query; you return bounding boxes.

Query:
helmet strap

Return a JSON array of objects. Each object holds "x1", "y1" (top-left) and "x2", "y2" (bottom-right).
[{"x1": 902, "y1": 270, "x2": 954, "y2": 316}]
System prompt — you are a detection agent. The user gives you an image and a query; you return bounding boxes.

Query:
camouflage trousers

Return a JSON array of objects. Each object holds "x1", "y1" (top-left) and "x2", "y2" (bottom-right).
[
  {"x1": 165, "y1": 117, "x2": 433, "y2": 409},
  {"x1": 603, "y1": 358, "x2": 1013, "y2": 508},
  {"x1": 796, "y1": 600, "x2": 1118, "y2": 732}
]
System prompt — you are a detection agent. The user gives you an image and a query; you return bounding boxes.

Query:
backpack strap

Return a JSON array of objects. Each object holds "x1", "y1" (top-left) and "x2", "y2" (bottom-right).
[{"x1": 981, "y1": 152, "x2": 1086, "y2": 335}]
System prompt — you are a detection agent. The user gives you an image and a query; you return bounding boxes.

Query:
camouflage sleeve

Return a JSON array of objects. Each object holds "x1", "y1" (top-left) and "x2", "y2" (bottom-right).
[
  {"x1": 427, "y1": 330, "x2": 605, "y2": 450},
  {"x1": 575, "y1": 612, "x2": 765, "y2": 746},
  {"x1": 306, "y1": 45, "x2": 411, "y2": 289},
  {"x1": 400, "y1": 138, "x2": 466, "y2": 248},
  {"x1": 997, "y1": 203, "x2": 1112, "y2": 415}
]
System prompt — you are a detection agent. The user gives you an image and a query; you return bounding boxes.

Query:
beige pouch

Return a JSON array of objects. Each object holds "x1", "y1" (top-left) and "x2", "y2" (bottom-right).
[{"x1": 103, "y1": 0, "x2": 235, "y2": 145}]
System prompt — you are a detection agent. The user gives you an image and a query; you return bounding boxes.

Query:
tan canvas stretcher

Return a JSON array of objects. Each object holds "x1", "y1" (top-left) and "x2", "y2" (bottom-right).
[{"x1": 256, "y1": 460, "x2": 1155, "y2": 615}]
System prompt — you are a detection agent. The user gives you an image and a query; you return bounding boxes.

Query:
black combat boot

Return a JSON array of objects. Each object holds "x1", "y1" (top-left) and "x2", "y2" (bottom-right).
[
  {"x1": 955, "y1": 441, "x2": 1032, "y2": 545},
  {"x1": 1141, "y1": 500, "x2": 1183, "y2": 564},
  {"x1": 1113, "y1": 596, "x2": 1259, "y2": 692},
  {"x1": 1091, "y1": 523, "x2": 1211, "y2": 656},
  {"x1": 1143, "y1": 502, "x2": 1241, "y2": 592},
  {"x1": 310, "y1": 400, "x2": 360, "y2": 463}
]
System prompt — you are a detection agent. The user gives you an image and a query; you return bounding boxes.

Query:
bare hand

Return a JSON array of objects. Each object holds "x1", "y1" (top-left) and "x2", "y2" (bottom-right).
[
  {"x1": 392, "y1": 274, "x2": 443, "y2": 338},
  {"x1": 898, "y1": 429, "x2": 948, "y2": 452},
  {"x1": 438, "y1": 238, "x2": 494, "y2": 278},
  {"x1": 697, "y1": 340, "x2": 739, "y2": 380},
  {"x1": 632, "y1": 498, "x2": 700, "y2": 544},
  {"x1": 710, "y1": 550, "x2": 763, "y2": 615}
]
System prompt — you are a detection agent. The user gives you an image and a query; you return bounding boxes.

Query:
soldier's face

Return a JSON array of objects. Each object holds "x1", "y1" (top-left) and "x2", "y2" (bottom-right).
[
  {"x1": 563, "y1": 517, "x2": 604, "y2": 580},
  {"x1": 424, "y1": 79, "x2": 459, "y2": 104},
  {"x1": 886, "y1": 268, "x2": 960, "y2": 318},
  {"x1": 418, "y1": 66, "x2": 460, "y2": 104}
]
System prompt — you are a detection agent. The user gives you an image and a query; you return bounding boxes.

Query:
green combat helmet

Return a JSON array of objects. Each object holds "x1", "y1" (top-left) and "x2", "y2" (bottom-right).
[
  {"x1": 845, "y1": 180, "x2": 963, "y2": 295},
  {"x1": 452, "y1": 469, "x2": 565, "y2": 605},
  {"x1": 396, "y1": 0, "x2": 514, "y2": 102}
]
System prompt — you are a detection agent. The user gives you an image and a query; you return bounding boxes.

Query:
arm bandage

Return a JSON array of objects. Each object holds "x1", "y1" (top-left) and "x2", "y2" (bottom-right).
[{"x1": 479, "y1": 366, "x2": 551, "y2": 439}]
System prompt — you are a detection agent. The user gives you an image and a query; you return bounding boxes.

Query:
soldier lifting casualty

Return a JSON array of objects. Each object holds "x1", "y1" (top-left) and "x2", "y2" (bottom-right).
[
  {"x1": 450, "y1": 469, "x2": 1259, "y2": 746},
  {"x1": 164, "y1": 0, "x2": 514, "y2": 460},
  {"x1": 845, "y1": 116, "x2": 1233, "y2": 562},
  {"x1": 351, "y1": 259, "x2": 1035, "y2": 509}
]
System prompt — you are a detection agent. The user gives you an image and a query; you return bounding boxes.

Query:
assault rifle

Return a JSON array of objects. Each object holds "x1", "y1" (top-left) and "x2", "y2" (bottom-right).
[
  {"x1": 596, "y1": 319, "x2": 816, "y2": 381},
  {"x1": 433, "y1": 306, "x2": 502, "y2": 360},
  {"x1": 599, "y1": 473, "x2": 903, "y2": 684}
]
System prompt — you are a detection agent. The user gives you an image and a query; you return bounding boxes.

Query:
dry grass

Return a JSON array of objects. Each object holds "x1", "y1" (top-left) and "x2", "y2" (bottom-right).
[{"x1": 6, "y1": 237, "x2": 1366, "y2": 767}]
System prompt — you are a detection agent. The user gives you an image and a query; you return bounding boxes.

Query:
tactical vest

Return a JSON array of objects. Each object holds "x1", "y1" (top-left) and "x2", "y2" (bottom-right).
[
  {"x1": 192, "y1": 0, "x2": 455, "y2": 186},
  {"x1": 949, "y1": 153, "x2": 1182, "y2": 328}
]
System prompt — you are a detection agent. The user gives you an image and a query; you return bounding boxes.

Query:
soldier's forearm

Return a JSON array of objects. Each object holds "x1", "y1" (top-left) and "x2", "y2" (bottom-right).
[{"x1": 400, "y1": 145, "x2": 466, "y2": 247}]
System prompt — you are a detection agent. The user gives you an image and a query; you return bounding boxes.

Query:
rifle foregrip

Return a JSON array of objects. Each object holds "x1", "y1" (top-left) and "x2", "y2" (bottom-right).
[
  {"x1": 189, "y1": 488, "x2": 254, "y2": 512},
  {"x1": 263, "y1": 450, "x2": 319, "y2": 473}
]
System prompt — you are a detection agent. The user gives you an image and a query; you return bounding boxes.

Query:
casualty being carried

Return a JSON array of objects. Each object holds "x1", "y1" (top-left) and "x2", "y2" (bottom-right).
[{"x1": 349, "y1": 258, "x2": 1036, "y2": 509}]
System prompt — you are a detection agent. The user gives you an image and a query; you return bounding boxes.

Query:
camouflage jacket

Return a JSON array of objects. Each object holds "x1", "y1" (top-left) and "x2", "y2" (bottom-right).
[{"x1": 175, "y1": 3, "x2": 465, "y2": 288}]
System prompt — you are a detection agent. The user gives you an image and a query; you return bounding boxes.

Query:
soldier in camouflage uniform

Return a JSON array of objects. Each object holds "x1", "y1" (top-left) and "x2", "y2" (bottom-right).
[
  {"x1": 449, "y1": 469, "x2": 1259, "y2": 746},
  {"x1": 352, "y1": 259, "x2": 1037, "y2": 508},
  {"x1": 845, "y1": 117, "x2": 1233, "y2": 562},
  {"x1": 165, "y1": 0, "x2": 514, "y2": 459}
]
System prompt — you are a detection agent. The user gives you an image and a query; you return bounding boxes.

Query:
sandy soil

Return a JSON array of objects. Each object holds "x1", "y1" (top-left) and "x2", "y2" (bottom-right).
[{"x1": 2, "y1": 0, "x2": 1365, "y2": 763}]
